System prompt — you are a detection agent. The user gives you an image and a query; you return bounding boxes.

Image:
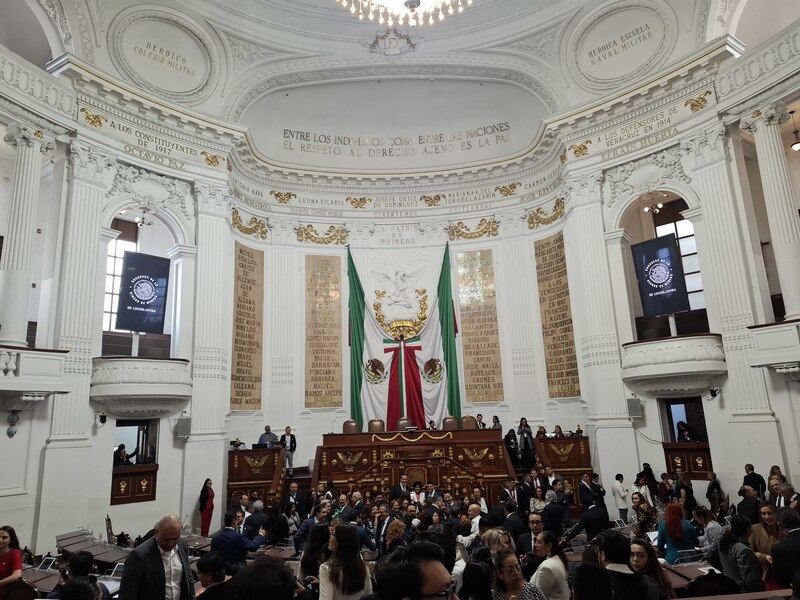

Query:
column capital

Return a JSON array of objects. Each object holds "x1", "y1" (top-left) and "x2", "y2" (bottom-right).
[
  {"x1": 604, "y1": 228, "x2": 632, "y2": 246},
  {"x1": 194, "y1": 181, "x2": 232, "y2": 217},
  {"x1": 681, "y1": 206, "x2": 704, "y2": 223},
  {"x1": 564, "y1": 171, "x2": 603, "y2": 208},
  {"x1": 3, "y1": 125, "x2": 54, "y2": 154},
  {"x1": 100, "y1": 227, "x2": 121, "y2": 245},
  {"x1": 739, "y1": 102, "x2": 789, "y2": 134},
  {"x1": 681, "y1": 123, "x2": 728, "y2": 169},
  {"x1": 166, "y1": 244, "x2": 198, "y2": 260},
  {"x1": 69, "y1": 140, "x2": 116, "y2": 186}
]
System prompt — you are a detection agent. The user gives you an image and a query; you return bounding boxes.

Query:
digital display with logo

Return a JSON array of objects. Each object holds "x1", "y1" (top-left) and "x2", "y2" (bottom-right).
[
  {"x1": 631, "y1": 234, "x2": 690, "y2": 318},
  {"x1": 115, "y1": 251, "x2": 171, "y2": 333}
]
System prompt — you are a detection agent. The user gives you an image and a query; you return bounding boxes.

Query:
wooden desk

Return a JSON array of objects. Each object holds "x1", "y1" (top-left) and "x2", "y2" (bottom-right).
[
  {"x1": 93, "y1": 547, "x2": 131, "y2": 572},
  {"x1": 21, "y1": 568, "x2": 60, "y2": 594},
  {"x1": 689, "y1": 591, "x2": 791, "y2": 600},
  {"x1": 313, "y1": 429, "x2": 516, "y2": 504},
  {"x1": 60, "y1": 539, "x2": 100, "y2": 556},
  {"x1": 56, "y1": 530, "x2": 88, "y2": 544},
  {"x1": 182, "y1": 534, "x2": 212, "y2": 554}
]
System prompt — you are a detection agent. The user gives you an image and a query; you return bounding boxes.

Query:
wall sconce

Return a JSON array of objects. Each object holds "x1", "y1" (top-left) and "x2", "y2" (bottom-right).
[
  {"x1": 790, "y1": 111, "x2": 800, "y2": 152},
  {"x1": 7, "y1": 410, "x2": 20, "y2": 438}
]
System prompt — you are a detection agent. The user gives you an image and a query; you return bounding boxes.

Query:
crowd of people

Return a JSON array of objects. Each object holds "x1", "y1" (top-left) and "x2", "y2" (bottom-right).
[{"x1": 3, "y1": 460, "x2": 800, "y2": 600}]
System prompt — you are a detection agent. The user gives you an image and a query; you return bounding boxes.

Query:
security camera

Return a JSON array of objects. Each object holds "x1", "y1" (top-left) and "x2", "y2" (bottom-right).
[
  {"x1": 98, "y1": 412, "x2": 107, "y2": 424},
  {"x1": 709, "y1": 388, "x2": 719, "y2": 398}
]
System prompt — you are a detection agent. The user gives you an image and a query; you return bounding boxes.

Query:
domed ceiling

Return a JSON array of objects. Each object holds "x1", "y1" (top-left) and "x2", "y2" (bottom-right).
[{"x1": 3, "y1": 0, "x2": 799, "y2": 177}]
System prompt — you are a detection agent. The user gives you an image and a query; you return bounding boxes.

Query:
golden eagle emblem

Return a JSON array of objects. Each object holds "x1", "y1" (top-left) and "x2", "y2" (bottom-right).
[
  {"x1": 549, "y1": 442, "x2": 574, "y2": 462},
  {"x1": 463, "y1": 447, "x2": 489, "y2": 466},
  {"x1": 244, "y1": 455, "x2": 270, "y2": 474},
  {"x1": 337, "y1": 452, "x2": 363, "y2": 473}
]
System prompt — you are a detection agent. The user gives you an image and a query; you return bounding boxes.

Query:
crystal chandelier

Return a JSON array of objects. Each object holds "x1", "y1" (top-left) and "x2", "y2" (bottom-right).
[{"x1": 337, "y1": 0, "x2": 473, "y2": 26}]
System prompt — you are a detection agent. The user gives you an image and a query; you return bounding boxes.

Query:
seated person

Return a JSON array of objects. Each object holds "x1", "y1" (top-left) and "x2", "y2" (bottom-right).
[
  {"x1": 0, "y1": 526, "x2": 23, "y2": 591},
  {"x1": 657, "y1": 503, "x2": 699, "y2": 564},
  {"x1": 48, "y1": 551, "x2": 111, "y2": 599},
  {"x1": 112, "y1": 444, "x2": 137, "y2": 466}
]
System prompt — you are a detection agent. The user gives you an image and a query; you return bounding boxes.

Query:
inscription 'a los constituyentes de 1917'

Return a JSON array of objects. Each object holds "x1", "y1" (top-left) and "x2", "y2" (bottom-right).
[{"x1": 281, "y1": 122, "x2": 511, "y2": 158}]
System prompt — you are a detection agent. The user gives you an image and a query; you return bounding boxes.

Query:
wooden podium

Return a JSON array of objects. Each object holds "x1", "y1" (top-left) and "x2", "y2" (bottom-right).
[
  {"x1": 226, "y1": 447, "x2": 286, "y2": 507},
  {"x1": 534, "y1": 435, "x2": 593, "y2": 514},
  {"x1": 313, "y1": 429, "x2": 515, "y2": 505}
]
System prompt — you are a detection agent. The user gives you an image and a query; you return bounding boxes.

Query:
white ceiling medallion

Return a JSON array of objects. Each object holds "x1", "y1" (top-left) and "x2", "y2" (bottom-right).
[
  {"x1": 567, "y1": 0, "x2": 676, "y2": 91},
  {"x1": 108, "y1": 8, "x2": 218, "y2": 103}
]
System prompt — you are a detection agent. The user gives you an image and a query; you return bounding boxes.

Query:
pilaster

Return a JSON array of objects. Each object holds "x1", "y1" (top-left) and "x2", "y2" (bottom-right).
[
  {"x1": 166, "y1": 244, "x2": 198, "y2": 362},
  {"x1": 604, "y1": 229, "x2": 636, "y2": 346},
  {"x1": 0, "y1": 125, "x2": 54, "y2": 346},
  {"x1": 739, "y1": 103, "x2": 800, "y2": 320}
]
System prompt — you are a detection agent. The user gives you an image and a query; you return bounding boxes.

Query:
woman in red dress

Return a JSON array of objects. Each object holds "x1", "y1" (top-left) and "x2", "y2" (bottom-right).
[
  {"x1": 199, "y1": 478, "x2": 215, "y2": 537},
  {"x1": 0, "y1": 526, "x2": 23, "y2": 591}
]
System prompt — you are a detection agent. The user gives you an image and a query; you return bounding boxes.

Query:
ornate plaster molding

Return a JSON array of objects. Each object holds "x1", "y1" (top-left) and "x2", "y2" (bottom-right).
[
  {"x1": 565, "y1": 172, "x2": 603, "y2": 208},
  {"x1": 71, "y1": 0, "x2": 95, "y2": 63},
  {"x1": 446, "y1": 218, "x2": 499, "y2": 241},
  {"x1": 38, "y1": 0, "x2": 73, "y2": 46},
  {"x1": 219, "y1": 30, "x2": 288, "y2": 72},
  {"x1": 295, "y1": 224, "x2": 349, "y2": 245},
  {"x1": 621, "y1": 334, "x2": 727, "y2": 397},
  {"x1": 222, "y1": 55, "x2": 565, "y2": 121},
  {"x1": 0, "y1": 47, "x2": 77, "y2": 120},
  {"x1": 69, "y1": 140, "x2": 117, "y2": 185},
  {"x1": 738, "y1": 103, "x2": 789, "y2": 134},
  {"x1": 3, "y1": 126, "x2": 55, "y2": 154},
  {"x1": 194, "y1": 181, "x2": 232, "y2": 217},
  {"x1": 504, "y1": 25, "x2": 560, "y2": 60},
  {"x1": 231, "y1": 208, "x2": 268, "y2": 239},
  {"x1": 110, "y1": 9, "x2": 218, "y2": 103},
  {"x1": 107, "y1": 164, "x2": 193, "y2": 220},
  {"x1": 527, "y1": 197, "x2": 565, "y2": 229},
  {"x1": 605, "y1": 146, "x2": 690, "y2": 208},
  {"x1": 680, "y1": 123, "x2": 727, "y2": 170}
]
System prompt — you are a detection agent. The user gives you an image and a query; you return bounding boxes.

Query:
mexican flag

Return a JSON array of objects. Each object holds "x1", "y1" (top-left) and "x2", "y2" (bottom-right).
[{"x1": 348, "y1": 245, "x2": 461, "y2": 429}]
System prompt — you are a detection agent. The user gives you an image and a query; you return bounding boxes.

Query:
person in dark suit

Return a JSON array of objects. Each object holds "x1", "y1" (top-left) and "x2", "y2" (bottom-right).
[
  {"x1": 293, "y1": 502, "x2": 331, "y2": 553},
  {"x1": 501, "y1": 501, "x2": 526, "y2": 543},
  {"x1": 772, "y1": 508, "x2": 800, "y2": 586},
  {"x1": 375, "y1": 503, "x2": 396, "y2": 554},
  {"x1": 516, "y1": 513, "x2": 544, "y2": 579},
  {"x1": 564, "y1": 503, "x2": 610, "y2": 545},
  {"x1": 389, "y1": 474, "x2": 410, "y2": 501},
  {"x1": 579, "y1": 472, "x2": 598, "y2": 511},
  {"x1": 211, "y1": 510, "x2": 266, "y2": 568},
  {"x1": 280, "y1": 481, "x2": 304, "y2": 517},
  {"x1": 743, "y1": 464, "x2": 767, "y2": 500},
  {"x1": 118, "y1": 514, "x2": 194, "y2": 600},
  {"x1": 243, "y1": 500, "x2": 271, "y2": 541},
  {"x1": 279, "y1": 426, "x2": 297, "y2": 477},
  {"x1": 541, "y1": 490, "x2": 565, "y2": 538},
  {"x1": 476, "y1": 414, "x2": 487, "y2": 428},
  {"x1": 340, "y1": 491, "x2": 364, "y2": 523}
]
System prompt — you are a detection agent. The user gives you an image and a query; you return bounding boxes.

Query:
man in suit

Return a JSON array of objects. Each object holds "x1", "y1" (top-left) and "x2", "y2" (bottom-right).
[
  {"x1": 212, "y1": 510, "x2": 266, "y2": 568},
  {"x1": 772, "y1": 508, "x2": 800, "y2": 586},
  {"x1": 243, "y1": 500, "x2": 272, "y2": 541},
  {"x1": 743, "y1": 463, "x2": 767, "y2": 500},
  {"x1": 281, "y1": 481, "x2": 304, "y2": 517},
  {"x1": 498, "y1": 479, "x2": 517, "y2": 504},
  {"x1": 517, "y1": 474, "x2": 533, "y2": 518},
  {"x1": 389, "y1": 473, "x2": 410, "y2": 501},
  {"x1": 292, "y1": 501, "x2": 331, "y2": 554},
  {"x1": 541, "y1": 490, "x2": 565, "y2": 538},
  {"x1": 501, "y1": 501, "x2": 526, "y2": 543},
  {"x1": 563, "y1": 502, "x2": 610, "y2": 546},
  {"x1": 118, "y1": 514, "x2": 194, "y2": 600},
  {"x1": 340, "y1": 490, "x2": 364, "y2": 523},
  {"x1": 476, "y1": 413, "x2": 487, "y2": 428},
  {"x1": 375, "y1": 503, "x2": 396, "y2": 554},
  {"x1": 579, "y1": 472, "x2": 598, "y2": 511},
  {"x1": 279, "y1": 426, "x2": 297, "y2": 478},
  {"x1": 516, "y1": 513, "x2": 544, "y2": 579}
]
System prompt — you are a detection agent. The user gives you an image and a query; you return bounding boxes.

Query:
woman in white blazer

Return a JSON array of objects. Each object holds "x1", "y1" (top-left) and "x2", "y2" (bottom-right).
[{"x1": 530, "y1": 530, "x2": 570, "y2": 600}]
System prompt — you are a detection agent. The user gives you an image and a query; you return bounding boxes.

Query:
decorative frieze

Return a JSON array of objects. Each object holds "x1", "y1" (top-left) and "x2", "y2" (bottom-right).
[
  {"x1": 107, "y1": 164, "x2": 193, "y2": 220},
  {"x1": 527, "y1": 198, "x2": 565, "y2": 229},
  {"x1": 446, "y1": 219, "x2": 499, "y2": 241},
  {"x1": 231, "y1": 208, "x2": 268, "y2": 240},
  {"x1": 69, "y1": 141, "x2": 117, "y2": 186},
  {"x1": 0, "y1": 47, "x2": 76, "y2": 119},
  {"x1": 605, "y1": 146, "x2": 689, "y2": 208},
  {"x1": 296, "y1": 225, "x2": 348, "y2": 245}
]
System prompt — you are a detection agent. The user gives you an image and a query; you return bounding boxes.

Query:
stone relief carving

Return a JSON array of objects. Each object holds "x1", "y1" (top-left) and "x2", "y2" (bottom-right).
[
  {"x1": 194, "y1": 182, "x2": 232, "y2": 216},
  {"x1": 363, "y1": 28, "x2": 419, "y2": 58},
  {"x1": 69, "y1": 141, "x2": 117, "y2": 185},
  {"x1": 71, "y1": 0, "x2": 95, "y2": 63},
  {"x1": 505, "y1": 26, "x2": 559, "y2": 60},
  {"x1": 38, "y1": 0, "x2": 72, "y2": 46},
  {"x1": 92, "y1": 361, "x2": 192, "y2": 386},
  {"x1": 694, "y1": 0, "x2": 712, "y2": 47},
  {"x1": 680, "y1": 123, "x2": 727, "y2": 170},
  {"x1": 3, "y1": 126, "x2": 54, "y2": 154},
  {"x1": 621, "y1": 336, "x2": 725, "y2": 368},
  {"x1": 565, "y1": 172, "x2": 603, "y2": 208},
  {"x1": 108, "y1": 164, "x2": 193, "y2": 220},
  {"x1": 739, "y1": 103, "x2": 789, "y2": 133},
  {"x1": 605, "y1": 146, "x2": 689, "y2": 208},
  {"x1": 223, "y1": 32, "x2": 284, "y2": 71}
]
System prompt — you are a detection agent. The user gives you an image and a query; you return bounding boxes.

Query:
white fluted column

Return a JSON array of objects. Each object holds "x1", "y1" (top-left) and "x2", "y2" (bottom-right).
[
  {"x1": 0, "y1": 126, "x2": 53, "y2": 346},
  {"x1": 740, "y1": 103, "x2": 800, "y2": 320},
  {"x1": 563, "y1": 172, "x2": 638, "y2": 481},
  {"x1": 604, "y1": 229, "x2": 636, "y2": 345},
  {"x1": 166, "y1": 244, "x2": 197, "y2": 361}
]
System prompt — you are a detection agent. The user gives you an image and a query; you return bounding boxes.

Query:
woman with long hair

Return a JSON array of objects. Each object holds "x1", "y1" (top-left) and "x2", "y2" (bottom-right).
[
  {"x1": 552, "y1": 425, "x2": 565, "y2": 438},
  {"x1": 195, "y1": 551, "x2": 232, "y2": 599},
  {"x1": 319, "y1": 524, "x2": 372, "y2": 600},
  {"x1": 530, "y1": 487, "x2": 546, "y2": 515},
  {"x1": 385, "y1": 519, "x2": 407, "y2": 554},
  {"x1": 517, "y1": 418, "x2": 534, "y2": 470},
  {"x1": 632, "y1": 475, "x2": 655, "y2": 507},
  {"x1": 768, "y1": 465, "x2": 787, "y2": 483},
  {"x1": 198, "y1": 478, "x2": 214, "y2": 537},
  {"x1": 482, "y1": 527, "x2": 515, "y2": 557},
  {"x1": 531, "y1": 530, "x2": 570, "y2": 600},
  {"x1": 492, "y1": 549, "x2": 546, "y2": 600},
  {"x1": 705, "y1": 515, "x2": 764, "y2": 592},
  {"x1": 749, "y1": 501, "x2": 781, "y2": 589},
  {"x1": 630, "y1": 537, "x2": 676, "y2": 598},
  {"x1": 677, "y1": 472, "x2": 697, "y2": 517},
  {"x1": 0, "y1": 525, "x2": 22, "y2": 589},
  {"x1": 503, "y1": 429, "x2": 519, "y2": 468},
  {"x1": 299, "y1": 523, "x2": 331, "y2": 580},
  {"x1": 657, "y1": 503, "x2": 699, "y2": 564},
  {"x1": 631, "y1": 492, "x2": 657, "y2": 536}
]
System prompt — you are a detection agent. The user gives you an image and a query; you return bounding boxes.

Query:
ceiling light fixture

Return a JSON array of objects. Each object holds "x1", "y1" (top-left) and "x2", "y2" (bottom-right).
[
  {"x1": 790, "y1": 110, "x2": 800, "y2": 152},
  {"x1": 643, "y1": 202, "x2": 663, "y2": 214},
  {"x1": 134, "y1": 207, "x2": 152, "y2": 228},
  {"x1": 337, "y1": 0, "x2": 472, "y2": 26}
]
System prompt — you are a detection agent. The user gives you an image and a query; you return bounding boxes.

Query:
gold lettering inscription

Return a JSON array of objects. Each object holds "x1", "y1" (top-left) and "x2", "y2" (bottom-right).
[{"x1": 230, "y1": 243, "x2": 264, "y2": 410}]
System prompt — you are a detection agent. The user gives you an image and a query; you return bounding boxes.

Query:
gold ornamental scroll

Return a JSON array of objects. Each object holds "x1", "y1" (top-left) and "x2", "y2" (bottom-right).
[
  {"x1": 457, "y1": 249, "x2": 504, "y2": 403},
  {"x1": 305, "y1": 255, "x2": 343, "y2": 408},
  {"x1": 535, "y1": 232, "x2": 581, "y2": 398},
  {"x1": 231, "y1": 242, "x2": 264, "y2": 410}
]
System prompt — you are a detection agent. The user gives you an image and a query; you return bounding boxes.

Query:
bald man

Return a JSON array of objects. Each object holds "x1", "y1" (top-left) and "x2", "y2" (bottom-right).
[{"x1": 119, "y1": 514, "x2": 194, "y2": 600}]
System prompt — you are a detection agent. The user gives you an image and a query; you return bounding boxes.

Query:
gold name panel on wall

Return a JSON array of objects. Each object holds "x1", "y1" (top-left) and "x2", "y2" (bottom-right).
[
  {"x1": 230, "y1": 242, "x2": 264, "y2": 410},
  {"x1": 535, "y1": 233, "x2": 581, "y2": 398},
  {"x1": 305, "y1": 255, "x2": 343, "y2": 408},
  {"x1": 457, "y1": 249, "x2": 504, "y2": 403}
]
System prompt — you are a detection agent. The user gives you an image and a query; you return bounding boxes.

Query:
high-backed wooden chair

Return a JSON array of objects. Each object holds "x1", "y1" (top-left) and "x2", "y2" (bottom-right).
[
  {"x1": 6, "y1": 580, "x2": 39, "y2": 600},
  {"x1": 367, "y1": 419, "x2": 385, "y2": 433},
  {"x1": 342, "y1": 420, "x2": 360, "y2": 434},
  {"x1": 461, "y1": 415, "x2": 478, "y2": 429},
  {"x1": 441, "y1": 416, "x2": 459, "y2": 430},
  {"x1": 395, "y1": 417, "x2": 413, "y2": 431}
]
